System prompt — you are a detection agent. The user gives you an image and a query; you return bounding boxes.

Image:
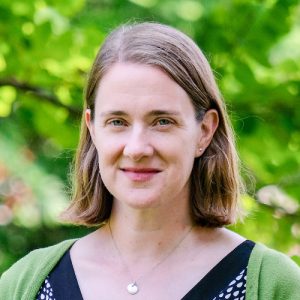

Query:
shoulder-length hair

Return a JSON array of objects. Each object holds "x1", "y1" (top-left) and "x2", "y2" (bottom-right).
[{"x1": 62, "y1": 22, "x2": 243, "y2": 227}]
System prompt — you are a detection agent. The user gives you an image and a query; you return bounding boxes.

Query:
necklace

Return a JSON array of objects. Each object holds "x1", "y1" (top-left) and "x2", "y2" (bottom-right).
[{"x1": 108, "y1": 221, "x2": 193, "y2": 295}]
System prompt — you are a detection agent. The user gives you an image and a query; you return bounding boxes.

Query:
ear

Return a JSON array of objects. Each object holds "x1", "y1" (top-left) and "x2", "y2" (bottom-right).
[
  {"x1": 85, "y1": 109, "x2": 95, "y2": 142},
  {"x1": 195, "y1": 109, "x2": 219, "y2": 157}
]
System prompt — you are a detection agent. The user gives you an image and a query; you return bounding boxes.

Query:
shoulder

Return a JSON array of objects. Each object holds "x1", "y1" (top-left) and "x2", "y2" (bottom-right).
[
  {"x1": 247, "y1": 243, "x2": 300, "y2": 300},
  {"x1": 249, "y1": 243, "x2": 300, "y2": 276},
  {"x1": 0, "y1": 239, "x2": 76, "y2": 299}
]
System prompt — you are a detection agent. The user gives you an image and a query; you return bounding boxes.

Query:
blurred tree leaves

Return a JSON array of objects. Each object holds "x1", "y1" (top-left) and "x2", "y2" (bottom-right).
[{"x1": 0, "y1": 0, "x2": 300, "y2": 273}]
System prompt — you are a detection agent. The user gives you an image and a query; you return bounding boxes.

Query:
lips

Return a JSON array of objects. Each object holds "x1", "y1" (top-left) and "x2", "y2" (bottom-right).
[{"x1": 120, "y1": 167, "x2": 161, "y2": 182}]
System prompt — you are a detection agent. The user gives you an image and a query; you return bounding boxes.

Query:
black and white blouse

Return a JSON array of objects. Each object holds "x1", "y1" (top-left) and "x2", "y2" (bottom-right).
[{"x1": 37, "y1": 240, "x2": 255, "y2": 300}]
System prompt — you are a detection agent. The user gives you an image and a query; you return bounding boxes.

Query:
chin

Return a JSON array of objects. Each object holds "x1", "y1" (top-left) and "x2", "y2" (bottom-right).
[{"x1": 118, "y1": 194, "x2": 162, "y2": 210}]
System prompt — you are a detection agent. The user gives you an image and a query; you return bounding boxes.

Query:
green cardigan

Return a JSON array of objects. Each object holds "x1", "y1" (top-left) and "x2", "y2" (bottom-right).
[{"x1": 1, "y1": 240, "x2": 300, "y2": 299}]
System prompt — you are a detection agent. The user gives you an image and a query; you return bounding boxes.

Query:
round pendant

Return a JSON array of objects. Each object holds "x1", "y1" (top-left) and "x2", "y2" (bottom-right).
[{"x1": 127, "y1": 282, "x2": 139, "y2": 295}]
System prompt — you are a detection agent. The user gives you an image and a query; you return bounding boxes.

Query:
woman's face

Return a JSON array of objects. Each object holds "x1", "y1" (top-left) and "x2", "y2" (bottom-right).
[{"x1": 86, "y1": 63, "x2": 216, "y2": 210}]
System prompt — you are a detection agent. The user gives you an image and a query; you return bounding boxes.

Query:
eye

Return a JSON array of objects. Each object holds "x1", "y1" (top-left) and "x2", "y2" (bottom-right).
[
  {"x1": 155, "y1": 118, "x2": 173, "y2": 126},
  {"x1": 108, "y1": 119, "x2": 126, "y2": 127}
]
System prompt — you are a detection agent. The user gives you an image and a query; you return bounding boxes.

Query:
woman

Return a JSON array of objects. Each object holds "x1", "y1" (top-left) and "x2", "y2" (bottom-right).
[{"x1": 1, "y1": 22, "x2": 299, "y2": 300}]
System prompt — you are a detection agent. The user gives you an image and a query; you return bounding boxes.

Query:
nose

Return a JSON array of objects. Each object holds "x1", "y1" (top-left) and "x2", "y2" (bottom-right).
[{"x1": 123, "y1": 126, "x2": 154, "y2": 161}]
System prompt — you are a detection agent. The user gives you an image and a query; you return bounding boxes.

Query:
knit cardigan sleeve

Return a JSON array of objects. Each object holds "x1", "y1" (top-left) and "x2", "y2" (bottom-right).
[
  {"x1": 246, "y1": 243, "x2": 300, "y2": 300},
  {"x1": 0, "y1": 239, "x2": 76, "y2": 300}
]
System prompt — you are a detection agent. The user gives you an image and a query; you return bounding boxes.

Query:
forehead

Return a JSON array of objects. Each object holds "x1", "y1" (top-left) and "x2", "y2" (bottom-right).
[
  {"x1": 97, "y1": 63, "x2": 183, "y2": 96},
  {"x1": 94, "y1": 63, "x2": 195, "y2": 114}
]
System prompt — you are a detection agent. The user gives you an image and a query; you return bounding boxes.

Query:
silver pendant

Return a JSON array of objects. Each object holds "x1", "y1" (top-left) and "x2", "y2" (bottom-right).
[{"x1": 127, "y1": 282, "x2": 139, "y2": 295}]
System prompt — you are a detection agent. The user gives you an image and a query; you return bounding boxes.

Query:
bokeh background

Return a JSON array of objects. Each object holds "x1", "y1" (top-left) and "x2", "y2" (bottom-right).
[{"x1": 0, "y1": 0, "x2": 300, "y2": 274}]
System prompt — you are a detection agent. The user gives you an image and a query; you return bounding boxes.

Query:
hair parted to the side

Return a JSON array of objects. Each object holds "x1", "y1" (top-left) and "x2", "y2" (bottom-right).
[{"x1": 61, "y1": 22, "x2": 244, "y2": 227}]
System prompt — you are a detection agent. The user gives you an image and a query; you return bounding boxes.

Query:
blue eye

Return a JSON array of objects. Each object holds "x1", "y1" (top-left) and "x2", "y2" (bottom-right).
[
  {"x1": 157, "y1": 119, "x2": 172, "y2": 126},
  {"x1": 109, "y1": 119, "x2": 125, "y2": 126}
]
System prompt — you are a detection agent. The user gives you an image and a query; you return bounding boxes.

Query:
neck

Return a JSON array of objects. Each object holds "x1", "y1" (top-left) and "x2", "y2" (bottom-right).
[{"x1": 105, "y1": 200, "x2": 193, "y2": 262}]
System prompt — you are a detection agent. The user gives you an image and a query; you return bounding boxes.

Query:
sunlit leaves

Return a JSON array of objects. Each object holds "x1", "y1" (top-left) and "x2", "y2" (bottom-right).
[{"x1": 0, "y1": 0, "x2": 300, "y2": 272}]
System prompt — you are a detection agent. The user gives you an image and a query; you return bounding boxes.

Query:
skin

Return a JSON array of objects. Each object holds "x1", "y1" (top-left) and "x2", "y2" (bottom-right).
[
  {"x1": 70, "y1": 63, "x2": 245, "y2": 300},
  {"x1": 87, "y1": 63, "x2": 217, "y2": 220}
]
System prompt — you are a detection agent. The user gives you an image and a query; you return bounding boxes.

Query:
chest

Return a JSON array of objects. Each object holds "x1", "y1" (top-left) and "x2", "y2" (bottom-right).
[
  {"x1": 74, "y1": 259, "x2": 216, "y2": 300},
  {"x1": 36, "y1": 241, "x2": 253, "y2": 300}
]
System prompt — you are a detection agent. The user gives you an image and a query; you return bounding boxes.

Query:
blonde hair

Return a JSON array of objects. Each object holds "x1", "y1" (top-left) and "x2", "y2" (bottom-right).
[{"x1": 62, "y1": 22, "x2": 243, "y2": 227}]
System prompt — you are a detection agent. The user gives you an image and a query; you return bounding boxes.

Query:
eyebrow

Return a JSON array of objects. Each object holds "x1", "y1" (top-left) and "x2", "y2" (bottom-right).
[
  {"x1": 99, "y1": 110, "x2": 126, "y2": 117},
  {"x1": 148, "y1": 110, "x2": 180, "y2": 117},
  {"x1": 99, "y1": 110, "x2": 181, "y2": 117}
]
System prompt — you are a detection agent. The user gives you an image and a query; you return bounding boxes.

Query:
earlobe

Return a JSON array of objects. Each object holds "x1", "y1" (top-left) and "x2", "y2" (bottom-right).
[{"x1": 195, "y1": 147, "x2": 204, "y2": 157}]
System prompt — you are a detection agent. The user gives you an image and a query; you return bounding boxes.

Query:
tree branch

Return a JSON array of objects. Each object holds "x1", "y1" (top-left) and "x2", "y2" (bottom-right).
[{"x1": 0, "y1": 78, "x2": 82, "y2": 118}]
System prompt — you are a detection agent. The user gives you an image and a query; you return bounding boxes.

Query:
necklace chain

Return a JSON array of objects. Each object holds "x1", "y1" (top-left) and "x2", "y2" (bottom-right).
[{"x1": 108, "y1": 221, "x2": 194, "y2": 295}]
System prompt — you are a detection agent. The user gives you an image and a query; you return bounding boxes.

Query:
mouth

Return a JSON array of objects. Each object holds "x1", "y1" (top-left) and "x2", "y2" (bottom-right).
[{"x1": 120, "y1": 167, "x2": 162, "y2": 182}]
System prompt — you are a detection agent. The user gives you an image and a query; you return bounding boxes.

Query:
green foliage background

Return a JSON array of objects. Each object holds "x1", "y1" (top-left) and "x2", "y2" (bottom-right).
[{"x1": 0, "y1": 0, "x2": 300, "y2": 274}]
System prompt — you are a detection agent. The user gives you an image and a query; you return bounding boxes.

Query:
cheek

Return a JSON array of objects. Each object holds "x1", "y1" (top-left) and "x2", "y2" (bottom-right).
[
  {"x1": 94, "y1": 136, "x2": 123, "y2": 168},
  {"x1": 165, "y1": 145, "x2": 195, "y2": 176},
  {"x1": 176, "y1": 136, "x2": 198, "y2": 159},
  {"x1": 173, "y1": 142, "x2": 197, "y2": 177}
]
